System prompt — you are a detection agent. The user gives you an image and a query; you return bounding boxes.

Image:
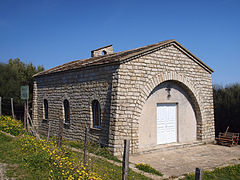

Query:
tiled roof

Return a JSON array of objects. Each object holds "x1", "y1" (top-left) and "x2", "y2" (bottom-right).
[{"x1": 34, "y1": 39, "x2": 213, "y2": 77}]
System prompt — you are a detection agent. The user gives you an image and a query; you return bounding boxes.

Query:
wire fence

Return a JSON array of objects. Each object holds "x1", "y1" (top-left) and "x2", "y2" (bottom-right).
[
  {"x1": 0, "y1": 96, "x2": 25, "y2": 121},
  {"x1": 54, "y1": 122, "x2": 133, "y2": 180},
  {"x1": 0, "y1": 97, "x2": 136, "y2": 179}
]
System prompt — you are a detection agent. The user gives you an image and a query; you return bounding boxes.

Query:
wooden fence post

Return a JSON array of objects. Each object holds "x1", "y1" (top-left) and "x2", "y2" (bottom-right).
[
  {"x1": 27, "y1": 112, "x2": 40, "y2": 139},
  {"x1": 0, "y1": 97, "x2": 2, "y2": 117},
  {"x1": 58, "y1": 118, "x2": 63, "y2": 147},
  {"x1": 195, "y1": 168, "x2": 203, "y2": 180},
  {"x1": 122, "y1": 139, "x2": 130, "y2": 180},
  {"x1": 26, "y1": 99, "x2": 29, "y2": 131},
  {"x1": 83, "y1": 126, "x2": 88, "y2": 166},
  {"x1": 47, "y1": 121, "x2": 52, "y2": 142},
  {"x1": 24, "y1": 100, "x2": 27, "y2": 131},
  {"x1": 11, "y1": 98, "x2": 15, "y2": 119}
]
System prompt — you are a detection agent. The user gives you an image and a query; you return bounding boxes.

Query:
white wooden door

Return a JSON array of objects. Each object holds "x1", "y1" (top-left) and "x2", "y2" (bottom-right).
[{"x1": 157, "y1": 103, "x2": 177, "y2": 144}]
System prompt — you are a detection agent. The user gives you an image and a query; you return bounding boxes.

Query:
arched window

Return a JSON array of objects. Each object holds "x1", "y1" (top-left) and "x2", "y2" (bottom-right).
[
  {"x1": 64, "y1": 99, "x2": 70, "y2": 124},
  {"x1": 43, "y1": 99, "x2": 48, "y2": 120},
  {"x1": 92, "y1": 100, "x2": 101, "y2": 128}
]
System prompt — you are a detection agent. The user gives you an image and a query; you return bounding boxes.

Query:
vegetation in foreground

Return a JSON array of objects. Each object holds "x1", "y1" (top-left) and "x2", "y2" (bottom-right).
[
  {"x1": 0, "y1": 116, "x2": 24, "y2": 136},
  {"x1": 0, "y1": 133, "x2": 151, "y2": 180},
  {"x1": 182, "y1": 164, "x2": 240, "y2": 180},
  {"x1": 136, "y1": 163, "x2": 163, "y2": 176},
  {"x1": 0, "y1": 116, "x2": 151, "y2": 179},
  {"x1": 63, "y1": 140, "x2": 121, "y2": 163}
]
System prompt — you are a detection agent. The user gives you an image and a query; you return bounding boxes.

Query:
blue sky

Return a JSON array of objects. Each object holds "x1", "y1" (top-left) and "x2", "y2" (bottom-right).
[{"x1": 0, "y1": 0, "x2": 239, "y2": 85}]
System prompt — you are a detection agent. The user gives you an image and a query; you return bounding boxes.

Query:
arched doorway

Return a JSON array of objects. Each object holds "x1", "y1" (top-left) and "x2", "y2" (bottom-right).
[{"x1": 138, "y1": 80, "x2": 200, "y2": 149}]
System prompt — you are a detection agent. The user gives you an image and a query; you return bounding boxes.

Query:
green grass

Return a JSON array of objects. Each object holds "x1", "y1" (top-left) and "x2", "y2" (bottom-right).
[
  {"x1": 84, "y1": 155, "x2": 151, "y2": 180},
  {"x1": 3, "y1": 131, "x2": 240, "y2": 180},
  {"x1": 0, "y1": 132, "x2": 49, "y2": 180},
  {"x1": 0, "y1": 132, "x2": 151, "y2": 180},
  {"x1": 182, "y1": 164, "x2": 240, "y2": 180},
  {"x1": 135, "y1": 163, "x2": 163, "y2": 176},
  {"x1": 63, "y1": 140, "x2": 152, "y2": 179},
  {"x1": 64, "y1": 140, "x2": 122, "y2": 163}
]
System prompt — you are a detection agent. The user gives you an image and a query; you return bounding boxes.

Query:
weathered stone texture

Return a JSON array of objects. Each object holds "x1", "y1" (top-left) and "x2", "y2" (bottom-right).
[
  {"x1": 112, "y1": 44, "x2": 214, "y2": 155},
  {"x1": 33, "y1": 42, "x2": 215, "y2": 156},
  {"x1": 33, "y1": 65, "x2": 119, "y2": 147}
]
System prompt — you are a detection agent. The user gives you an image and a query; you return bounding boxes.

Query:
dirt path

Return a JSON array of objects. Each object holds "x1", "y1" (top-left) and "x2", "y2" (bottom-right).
[{"x1": 0, "y1": 163, "x2": 8, "y2": 180}]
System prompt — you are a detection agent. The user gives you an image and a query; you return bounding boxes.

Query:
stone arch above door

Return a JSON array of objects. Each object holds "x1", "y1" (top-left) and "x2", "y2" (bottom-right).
[
  {"x1": 132, "y1": 71, "x2": 204, "y2": 152},
  {"x1": 138, "y1": 80, "x2": 199, "y2": 149}
]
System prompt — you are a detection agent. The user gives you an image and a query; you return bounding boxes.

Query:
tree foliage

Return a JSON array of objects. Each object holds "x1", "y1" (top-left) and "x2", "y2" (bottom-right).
[
  {"x1": 213, "y1": 83, "x2": 240, "y2": 135},
  {"x1": 0, "y1": 58, "x2": 44, "y2": 116}
]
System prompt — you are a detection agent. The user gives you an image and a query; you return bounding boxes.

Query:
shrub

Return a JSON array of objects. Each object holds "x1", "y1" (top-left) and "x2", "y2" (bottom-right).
[
  {"x1": 136, "y1": 163, "x2": 163, "y2": 176},
  {"x1": 0, "y1": 116, "x2": 24, "y2": 136},
  {"x1": 213, "y1": 84, "x2": 240, "y2": 136}
]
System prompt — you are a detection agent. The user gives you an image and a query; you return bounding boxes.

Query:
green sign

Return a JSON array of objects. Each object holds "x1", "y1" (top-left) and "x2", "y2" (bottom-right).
[{"x1": 21, "y1": 86, "x2": 29, "y2": 100}]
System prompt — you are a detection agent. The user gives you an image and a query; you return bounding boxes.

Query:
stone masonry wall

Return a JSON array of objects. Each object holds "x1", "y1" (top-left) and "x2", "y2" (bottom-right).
[
  {"x1": 33, "y1": 64, "x2": 119, "y2": 147},
  {"x1": 32, "y1": 42, "x2": 215, "y2": 156},
  {"x1": 112, "y1": 43, "x2": 215, "y2": 155}
]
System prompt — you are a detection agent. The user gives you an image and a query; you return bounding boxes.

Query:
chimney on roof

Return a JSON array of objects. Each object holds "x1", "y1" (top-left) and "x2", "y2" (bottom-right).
[{"x1": 91, "y1": 45, "x2": 113, "y2": 57}]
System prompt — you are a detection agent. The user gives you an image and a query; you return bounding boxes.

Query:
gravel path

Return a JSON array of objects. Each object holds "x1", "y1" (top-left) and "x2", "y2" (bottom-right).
[{"x1": 0, "y1": 163, "x2": 8, "y2": 180}]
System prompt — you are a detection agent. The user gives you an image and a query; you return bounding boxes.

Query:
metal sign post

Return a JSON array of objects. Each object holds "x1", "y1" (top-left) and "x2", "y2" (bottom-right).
[{"x1": 21, "y1": 86, "x2": 29, "y2": 131}]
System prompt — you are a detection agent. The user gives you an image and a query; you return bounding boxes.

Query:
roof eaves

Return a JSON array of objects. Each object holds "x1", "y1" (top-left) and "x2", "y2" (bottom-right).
[{"x1": 33, "y1": 54, "x2": 121, "y2": 78}]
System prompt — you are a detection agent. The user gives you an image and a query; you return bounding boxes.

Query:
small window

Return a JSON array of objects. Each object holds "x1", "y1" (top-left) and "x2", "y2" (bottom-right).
[
  {"x1": 102, "y1": 50, "x2": 107, "y2": 55},
  {"x1": 64, "y1": 99, "x2": 70, "y2": 124},
  {"x1": 43, "y1": 99, "x2": 48, "y2": 120},
  {"x1": 92, "y1": 100, "x2": 101, "y2": 128}
]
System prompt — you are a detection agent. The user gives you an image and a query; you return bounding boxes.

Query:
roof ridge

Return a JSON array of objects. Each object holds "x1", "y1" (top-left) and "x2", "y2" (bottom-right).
[{"x1": 34, "y1": 39, "x2": 213, "y2": 77}]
